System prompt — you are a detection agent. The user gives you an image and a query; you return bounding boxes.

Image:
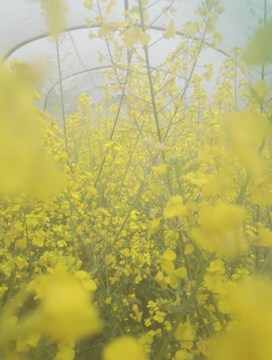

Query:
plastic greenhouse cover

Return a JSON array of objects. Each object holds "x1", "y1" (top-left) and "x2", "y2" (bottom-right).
[{"x1": 0, "y1": 0, "x2": 268, "y2": 114}]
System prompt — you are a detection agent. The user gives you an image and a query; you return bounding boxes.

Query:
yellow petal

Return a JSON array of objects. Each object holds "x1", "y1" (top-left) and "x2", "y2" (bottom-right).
[
  {"x1": 184, "y1": 244, "x2": 195, "y2": 255},
  {"x1": 163, "y1": 248, "x2": 176, "y2": 261},
  {"x1": 26, "y1": 330, "x2": 40, "y2": 348},
  {"x1": 139, "y1": 32, "x2": 151, "y2": 46},
  {"x1": 55, "y1": 346, "x2": 75, "y2": 360},
  {"x1": 163, "y1": 21, "x2": 176, "y2": 39},
  {"x1": 161, "y1": 259, "x2": 175, "y2": 274},
  {"x1": 164, "y1": 196, "x2": 186, "y2": 218}
]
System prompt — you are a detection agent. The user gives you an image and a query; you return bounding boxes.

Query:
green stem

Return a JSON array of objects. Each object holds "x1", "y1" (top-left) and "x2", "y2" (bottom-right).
[
  {"x1": 155, "y1": 254, "x2": 214, "y2": 360},
  {"x1": 56, "y1": 36, "x2": 69, "y2": 166},
  {"x1": 162, "y1": 19, "x2": 209, "y2": 145},
  {"x1": 112, "y1": 180, "x2": 146, "y2": 246},
  {"x1": 34, "y1": 337, "x2": 46, "y2": 360},
  {"x1": 94, "y1": 91, "x2": 125, "y2": 187},
  {"x1": 94, "y1": 0, "x2": 133, "y2": 186},
  {"x1": 260, "y1": 247, "x2": 272, "y2": 274},
  {"x1": 209, "y1": 292, "x2": 226, "y2": 330},
  {"x1": 63, "y1": 190, "x2": 175, "y2": 297},
  {"x1": 115, "y1": 122, "x2": 144, "y2": 203},
  {"x1": 138, "y1": 0, "x2": 162, "y2": 144},
  {"x1": 24, "y1": 213, "x2": 33, "y2": 276},
  {"x1": 194, "y1": 297, "x2": 210, "y2": 336},
  {"x1": 235, "y1": 172, "x2": 250, "y2": 205},
  {"x1": 180, "y1": 234, "x2": 210, "y2": 336},
  {"x1": 255, "y1": 246, "x2": 259, "y2": 272},
  {"x1": 4, "y1": 269, "x2": 16, "y2": 306},
  {"x1": 139, "y1": 0, "x2": 174, "y2": 196},
  {"x1": 255, "y1": 205, "x2": 260, "y2": 272}
]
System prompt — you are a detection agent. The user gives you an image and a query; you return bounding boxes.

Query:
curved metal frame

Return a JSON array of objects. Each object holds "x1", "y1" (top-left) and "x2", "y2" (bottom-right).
[{"x1": 3, "y1": 0, "x2": 229, "y2": 111}]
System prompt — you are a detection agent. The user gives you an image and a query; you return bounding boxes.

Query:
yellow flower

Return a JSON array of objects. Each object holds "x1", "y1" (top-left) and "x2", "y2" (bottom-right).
[
  {"x1": 34, "y1": 273, "x2": 101, "y2": 341},
  {"x1": 163, "y1": 21, "x2": 176, "y2": 39},
  {"x1": 203, "y1": 259, "x2": 225, "y2": 290},
  {"x1": 0, "y1": 64, "x2": 62, "y2": 196},
  {"x1": 154, "y1": 311, "x2": 166, "y2": 323},
  {"x1": 160, "y1": 258, "x2": 175, "y2": 275},
  {"x1": 55, "y1": 345, "x2": 75, "y2": 360},
  {"x1": 211, "y1": 277, "x2": 272, "y2": 360},
  {"x1": 152, "y1": 164, "x2": 168, "y2": 178},
  {"x1": 164, "y1": 196, "x2": 187, "y2": 218},
  {"x1": 243, "y1": 20, "x2": 272, "y2": 66},
  {"x1": 75, "y1": 270, "x2": 98, "y2": 291},
  {"x1": 32, "y1": 236, "x2": 44, "y2": 247},
  {"x1": 147, "y1": 217, "x2": 162, "y2": 238},
  {"x1": 251, "y1": 176, "x2": 272, "y2": 207},
  {"x1": 97, "y1": 22, "x2": 118, "y2": 37},
  {"x1": 215, "y1": 281, "x2": 238, "y2": 314},
  {"x1": 164, "y1": 230, "x2": 179, "y2": 246},
  {"x1": 196, "y1": 338, "x2": 211, "y2": 358},
  {"x1": 190, "y1": 203, "x2": 248, "y2": 259},
  {"x1": 139, "y1": 32, "x2": 151, "y2": 46},
  {"x1": 162, "y1": 248, "x2": 176, "y2": 261},
  {"x1": 164, "y1": 320, "x2": 172, "y2": 332},
  {"x1": 83, "y1": 0, "x2": 93, "y2": 11},
  {"x1": 88, "y1": 30, "x2": 95, "y2": 39},
  {"x1": 86, "y1": 185, "x2": 97, "y2": 198},
  {"x1": 46, "y1": 0, "x2": 64, "y2": 38},
  {"x1": 225, "y1": 112, "x2": 270, "y2": 178},
  {"x1": 184, "y1": 244, "x2": 195, "y2": 255},
  {"x1": 122, "y1": 27, "x2": 150, "y2": 48},
  {"x1": 169, "y1": 267, "x2": 187, "y2": 289},
  {"x1": 154, "y1": 271, "x2": 170, "y2": 290},
  {"x1": 257, "y1": 228, "x2": 272, "y2": 246},
  {"x1": 132, "y1": 304, "x2": 143, "y2": 322},
  {"x1": 102, "y1": 336, "x2": 149, "y2": 360},
  {"x1": 174, "y1": 349, "x2": 193, "y2": 360},
  {"x1": 15, "y1": 256, "x2": 28, "y2": 270},
  {"x1": 174, "y1": 317, "x2": 195, "y2": 350},
  {"x1": 15, "y1": 330, "x2": 41, "y2": 352},
  {"x1": 122, "y1": 28, "x2": 140, "y2": 48}
]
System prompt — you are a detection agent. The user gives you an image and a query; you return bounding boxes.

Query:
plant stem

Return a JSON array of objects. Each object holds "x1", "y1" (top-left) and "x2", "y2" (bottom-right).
[
  {"x1": 155, "y1": 254, "x2": 214, "y2": 360},
  {"x1": 138, "y1": 0, "x2": 162, "y2": 144},
  {"x1": 24, "y1": 213, "x2": 33, "y2": 276},
  {"x1": 56, "y1": 36, "x2": 69, "y2": 166}
]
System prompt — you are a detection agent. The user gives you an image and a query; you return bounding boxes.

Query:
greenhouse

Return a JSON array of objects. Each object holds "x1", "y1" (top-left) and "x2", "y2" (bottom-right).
[{"x1": 0, "y1": 0, "x2": 272, "y2": 359}]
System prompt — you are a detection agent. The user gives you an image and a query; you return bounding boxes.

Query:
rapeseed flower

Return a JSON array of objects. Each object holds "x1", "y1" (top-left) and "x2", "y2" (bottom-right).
[
  {"x1": 102, "y1": 336, "x2": 149, "y2": 360},
  {"x1": 211, "y1": 277, "x2": 272, "y2": 360},
  {"x1": 190, "y1": 203, "x2": 248, "y2": 259},
  {"x1": 33, "y1": 272, "x2": 101, "y2": 341}
]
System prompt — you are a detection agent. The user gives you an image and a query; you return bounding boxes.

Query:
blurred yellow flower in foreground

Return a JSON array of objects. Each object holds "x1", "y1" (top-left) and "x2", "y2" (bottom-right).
[
  {"x1": 102, "y1": 336, "x2": 149, "y2": 360},
  {"x1": 190, "y1": 203, "x2": 248, "y2": 259},
  {"x1": 203, "y1": 259, "x2": 225, "y2": 290},
  {"x1": 152, "y1": 163, "x2": 168, "y2": 178},
  {"x1": 211, "y1": 277, "x2": 272, "y2": 360},
  {"x1": 34, "y1": 273, "x2": 101, "y2": 341},
  {"x1": 163, "y1": 21, "x2": 176, "y2": 39},
  {"x1": 225, "y1": 112, "x2": 271, "y2": 178},
  {"x1": 174, "y1": 317, "x2": 195, "y2": 350},
  {"x1": 0, "y1": 63, "x2": 62, "y2": 196},
  {"x1": 122, "y1": 27, "x2": 151, "y2": 49},
  {"x1": 164, "y1": 195, "x2": 187, "y2": 218}
]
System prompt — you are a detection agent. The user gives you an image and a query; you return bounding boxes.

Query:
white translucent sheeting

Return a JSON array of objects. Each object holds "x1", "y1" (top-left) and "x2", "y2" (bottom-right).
[{"x1": 0, "y1": 0, "x2": 270, "y2": 113}]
